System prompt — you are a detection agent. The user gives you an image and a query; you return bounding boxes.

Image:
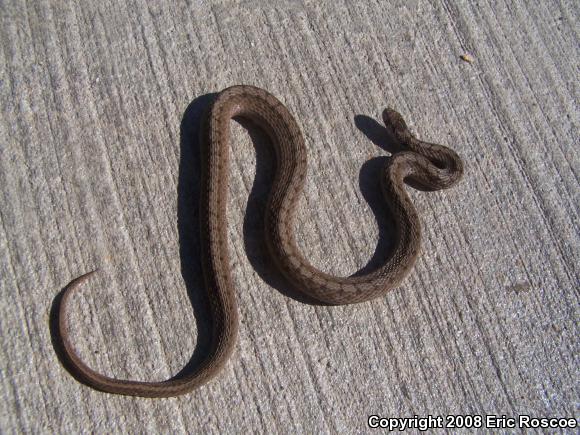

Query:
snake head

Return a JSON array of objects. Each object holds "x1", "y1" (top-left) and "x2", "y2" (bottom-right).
[{"x1": 382, "y1": 108, "x2": 413, "y2": 146}]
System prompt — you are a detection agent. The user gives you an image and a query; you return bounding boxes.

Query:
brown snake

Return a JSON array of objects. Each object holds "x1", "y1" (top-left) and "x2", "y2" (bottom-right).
[{"x1": 56, "y1": 85, "x2": 463, "y2": 397}]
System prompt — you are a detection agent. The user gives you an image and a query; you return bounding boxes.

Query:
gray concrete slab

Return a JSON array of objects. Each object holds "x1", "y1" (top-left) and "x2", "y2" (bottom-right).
[{"x1": 0, "y1": 0, "x2": 578, "y2": 433}]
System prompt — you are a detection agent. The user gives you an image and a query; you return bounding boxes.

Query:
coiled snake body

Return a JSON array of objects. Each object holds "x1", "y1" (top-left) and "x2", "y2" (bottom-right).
[{"x1": 57, "y1": 85, "x2": 463, "y2": 397}]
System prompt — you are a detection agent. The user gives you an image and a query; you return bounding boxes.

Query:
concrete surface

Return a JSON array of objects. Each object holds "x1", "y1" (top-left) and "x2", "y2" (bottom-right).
[{"x1": 0, "y1": 0, "x2": 578, "y2": 433}]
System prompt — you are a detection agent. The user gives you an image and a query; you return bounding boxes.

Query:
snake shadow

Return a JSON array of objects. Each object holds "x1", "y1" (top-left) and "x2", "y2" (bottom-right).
[
  {"x1": 172, "y1": 92, "x2": 219, "y2": 375},
  {"x1": 175, "y1": 104, "x2": 410, "y2": 321},
  {"x1": 243, "y1": 113, "x2": 408, "y2": 297},
  {"x1": 49, "y1": 97, "x2": 409, "y2": 385}
]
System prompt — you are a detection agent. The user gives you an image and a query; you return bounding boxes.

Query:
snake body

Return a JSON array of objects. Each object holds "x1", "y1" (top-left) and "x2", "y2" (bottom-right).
[{"x1": 57, "y1": 85, "x2": 463, "y2": 397}]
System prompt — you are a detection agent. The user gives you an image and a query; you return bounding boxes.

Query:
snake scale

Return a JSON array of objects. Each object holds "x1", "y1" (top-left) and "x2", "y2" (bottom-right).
[{"x1": 56, "y1": 85, "x2": 463, "y2": 397}]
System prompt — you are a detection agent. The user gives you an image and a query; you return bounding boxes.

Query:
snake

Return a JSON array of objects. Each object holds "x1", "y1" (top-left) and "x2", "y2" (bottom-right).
[{"x1": 56, "y1": 85, "x2": 463, "y2": 397}]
